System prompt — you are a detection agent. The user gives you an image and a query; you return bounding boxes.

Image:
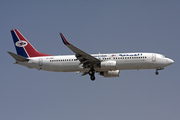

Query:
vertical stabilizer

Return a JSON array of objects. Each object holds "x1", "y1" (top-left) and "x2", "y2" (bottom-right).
[{"x1": 11, "y1": 29, "x2": 51, "y2": 58}]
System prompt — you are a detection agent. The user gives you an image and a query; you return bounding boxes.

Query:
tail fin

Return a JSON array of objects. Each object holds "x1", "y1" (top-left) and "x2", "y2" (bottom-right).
[{"x1": 10, "y1": 29, "x2": 51, "y2": 58}]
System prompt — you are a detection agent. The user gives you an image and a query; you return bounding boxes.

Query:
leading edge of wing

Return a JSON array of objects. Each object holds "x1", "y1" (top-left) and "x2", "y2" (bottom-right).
[{"x1": 59, "y1": 33, "x2": 100, "y2": 66}]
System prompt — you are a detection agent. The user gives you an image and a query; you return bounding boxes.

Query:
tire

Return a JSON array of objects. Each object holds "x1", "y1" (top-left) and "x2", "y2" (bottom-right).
[
  {"x1": 90, "y1": 75, "x2": 95, "y2": 81},
  {"x1": 89, "y1": 70, "x2": 95, "y2": 75},
  {"x1": 155, "y1": 72, "x2": 159, "y2": 75}
]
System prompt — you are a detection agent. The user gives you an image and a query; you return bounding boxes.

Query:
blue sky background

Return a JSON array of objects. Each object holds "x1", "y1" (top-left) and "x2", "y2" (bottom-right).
[{"x1": 1, "y1": 1, "x2": 180, "y2": 120}]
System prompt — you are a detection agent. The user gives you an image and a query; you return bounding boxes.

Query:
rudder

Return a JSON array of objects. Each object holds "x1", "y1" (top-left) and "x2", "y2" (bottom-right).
[{"x1": 11, "y1": 29, "x2": 51, "y2": 58}]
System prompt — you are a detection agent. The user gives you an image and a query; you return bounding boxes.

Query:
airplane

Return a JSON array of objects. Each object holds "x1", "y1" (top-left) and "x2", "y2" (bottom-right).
[{"x1": 8, "y1": 29, "x2": 174, "y2": 81}]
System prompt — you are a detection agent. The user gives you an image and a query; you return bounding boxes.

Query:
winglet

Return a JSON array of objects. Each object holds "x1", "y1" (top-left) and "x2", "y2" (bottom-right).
[{"x1": 60, "y1": 33, "x2": 70, "y2": 45}]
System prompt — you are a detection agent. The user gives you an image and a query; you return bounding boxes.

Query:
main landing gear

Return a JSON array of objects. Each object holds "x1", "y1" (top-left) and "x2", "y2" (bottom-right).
[
  {"x1": 155, "y1": 68, "x2": 164, "y2": 75},
  {"x1": 89, "y1": 68, "x2": 95, "y2": 81}
]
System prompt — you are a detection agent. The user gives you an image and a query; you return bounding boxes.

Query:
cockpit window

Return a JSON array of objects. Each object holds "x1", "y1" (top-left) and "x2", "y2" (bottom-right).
[{"x1": 162, "y1": 55, "x2": 166, "y2": 58}]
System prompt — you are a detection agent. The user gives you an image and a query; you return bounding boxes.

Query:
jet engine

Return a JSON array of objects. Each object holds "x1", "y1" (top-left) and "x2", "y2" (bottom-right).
[{"x1": 100, "y1": 70, "x2": 120, "y2": 77}]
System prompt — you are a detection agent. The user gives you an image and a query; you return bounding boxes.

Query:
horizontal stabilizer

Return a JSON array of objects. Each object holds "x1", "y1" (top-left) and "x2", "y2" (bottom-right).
[{"x1": 7, "y1": 51, "x2": 29, "y2": 62}]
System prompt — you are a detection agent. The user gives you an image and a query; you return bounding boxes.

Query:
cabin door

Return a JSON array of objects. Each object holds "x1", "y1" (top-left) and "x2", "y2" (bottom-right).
[
  {"x1": 152, "y1": 54, "x2": 156, "y2": 62},
  {"x1": 39, "y1": 58, "x2": 43, "y2": 66}
]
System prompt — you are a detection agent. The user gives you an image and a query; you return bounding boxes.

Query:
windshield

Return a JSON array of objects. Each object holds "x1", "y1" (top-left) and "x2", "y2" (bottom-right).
[{"x1": 162, "y1": 55, "x2": 167, "y2": 58}]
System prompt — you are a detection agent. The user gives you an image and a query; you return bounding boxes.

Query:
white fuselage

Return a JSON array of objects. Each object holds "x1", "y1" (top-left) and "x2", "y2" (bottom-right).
[
  {"x1": 17, "y1": 52, "x2": 174, "y2": 72},
  {"x1": 9, "y1": 29, "x2": 174, "y2": 80}
]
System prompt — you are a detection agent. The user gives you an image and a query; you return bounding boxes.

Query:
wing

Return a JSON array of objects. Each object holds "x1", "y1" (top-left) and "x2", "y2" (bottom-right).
[{"x1": 60, "y1": 33, "x2": 101, "y2": 68}]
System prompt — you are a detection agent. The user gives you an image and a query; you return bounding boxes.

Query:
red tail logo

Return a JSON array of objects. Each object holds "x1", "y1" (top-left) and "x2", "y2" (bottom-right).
[{"x1": 11, "y1": 29, "x2": 52, "y2": 58}]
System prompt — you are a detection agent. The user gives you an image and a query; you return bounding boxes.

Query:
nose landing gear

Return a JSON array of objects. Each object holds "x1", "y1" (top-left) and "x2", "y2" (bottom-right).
[
  {"x1": 155, "y1": 68, "x2": 164, "y2": 75},
  {"x1": 155, "y1": 70, "x2": 159, "y2": 75}
]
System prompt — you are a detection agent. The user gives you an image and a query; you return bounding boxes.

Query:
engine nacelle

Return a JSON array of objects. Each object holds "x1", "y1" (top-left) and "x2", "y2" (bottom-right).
[
  {"x1": 100, "y1": 70, "x2": 120, "y2": 77},
  {"x1": 101, "y1": 61, "x2": 117, "y2": 69}
]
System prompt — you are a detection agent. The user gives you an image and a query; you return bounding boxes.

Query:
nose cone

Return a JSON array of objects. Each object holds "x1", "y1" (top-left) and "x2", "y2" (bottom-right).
[{"x1": 167, "y1": 59, "x2": 174, "y2": 65}]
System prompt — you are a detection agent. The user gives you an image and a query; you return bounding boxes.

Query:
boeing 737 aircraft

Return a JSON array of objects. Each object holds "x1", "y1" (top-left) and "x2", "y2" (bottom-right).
[{"x1": 8, "y1": 29, "x2": 174, "y2": 81}]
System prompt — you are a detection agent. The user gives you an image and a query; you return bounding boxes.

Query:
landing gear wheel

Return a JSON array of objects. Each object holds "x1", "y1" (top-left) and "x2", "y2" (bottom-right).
[
  {"x1": 155, "y1": 68, "x2": 164, "y2": 76},
  {"x1": 88, "y1": 68, "x2": 95, "y2": 75},
  {"x1": 90, "y1": 75, "x2": 95, "y2": 81},
  {"x1": 89, "y1": 68, "x2": 95, "y2": 81},
  {"x1": 89, "y1": 71, "x2": 94, "y2": 75},
  {"x1": 155, "y1": 71, "x2": 159, "y2": 75}
]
